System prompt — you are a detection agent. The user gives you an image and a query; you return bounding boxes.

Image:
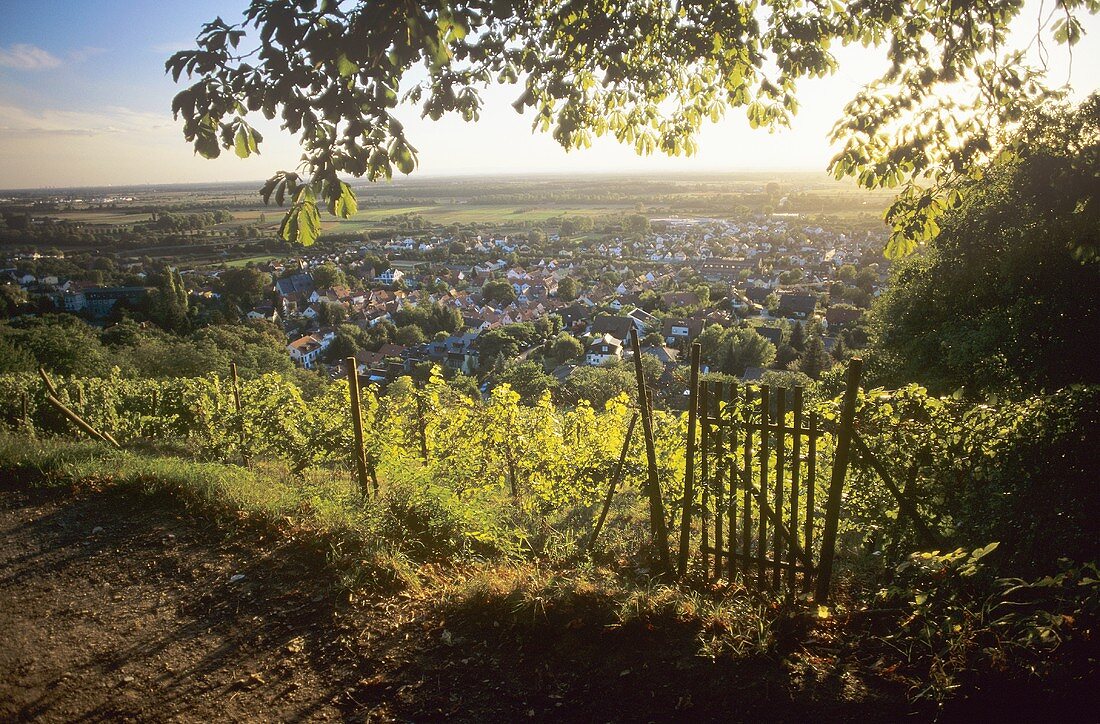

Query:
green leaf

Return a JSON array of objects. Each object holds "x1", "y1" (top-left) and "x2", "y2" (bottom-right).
[
  {"x1": 234, "y1": 127, "x2": 251, "y2": 159},
  {"x1": 279, "y1": 187, "x2": 322, "y2": 246},
  {"x1": 336, "y1": 52, "x2": 358, "y2": 78},
  {"x1": 331, "y1": 181, "x2": 358, "y2": 219},
  {"x1": 393, "y1": 145, "x2": 416, "y2": 175},
  {"x1": 969, "y1": 541, "x2": 999, "y2": 562},
  {"x1": 194, "y1": 116, "x2": 220, "y2": 159}
]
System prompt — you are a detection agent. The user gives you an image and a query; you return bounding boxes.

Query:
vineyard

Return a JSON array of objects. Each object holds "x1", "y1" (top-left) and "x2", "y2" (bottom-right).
[
  {"x1": 3, "y1": 363, "x2": 1095, "y2": 578},
  {"x1": 1, "y1": 363, "x2": 1097, "y2": 711}
]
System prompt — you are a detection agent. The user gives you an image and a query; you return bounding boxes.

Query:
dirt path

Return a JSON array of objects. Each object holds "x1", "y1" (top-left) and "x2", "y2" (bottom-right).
[{"x1": 0, "y1": 479, "x2": 917, "y2": 722}]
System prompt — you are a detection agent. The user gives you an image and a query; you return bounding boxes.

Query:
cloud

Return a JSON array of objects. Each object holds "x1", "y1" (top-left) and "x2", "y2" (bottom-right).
[
  {"x1": 68, "y1": 46, "x2": 106, "y2": 63},
  {"x1": 0, "y1": 44, "x2": 62, "y2": 71},
  {"x1": 0, "y1": 104, "x2": 172, "y2": 137}
]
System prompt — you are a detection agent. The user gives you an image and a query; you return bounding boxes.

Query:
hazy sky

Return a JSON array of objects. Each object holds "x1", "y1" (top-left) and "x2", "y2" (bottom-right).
[{"x1": 0, "y1": 0, "x2": 1097, "y2": 189}]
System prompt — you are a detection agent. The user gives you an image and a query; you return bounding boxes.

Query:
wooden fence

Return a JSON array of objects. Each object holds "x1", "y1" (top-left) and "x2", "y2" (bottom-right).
[
  {"x1": 678, "y1": 350, "x2": 865, "y2": 599},
  {"x1": 693, "y1": 379, "x2": 824, "y2": 591}
]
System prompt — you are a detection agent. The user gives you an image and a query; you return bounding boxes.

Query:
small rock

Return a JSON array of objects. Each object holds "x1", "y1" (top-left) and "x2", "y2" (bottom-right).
[
  {"x1": 121, "y1": 675, "x2": 135, "y2": 684},
  {"x1": 229, "y1": 574, "x2": 246, "y2": 583},
  {"x1": 91, "y1": 527, "x2": 104, "y2": 534}
]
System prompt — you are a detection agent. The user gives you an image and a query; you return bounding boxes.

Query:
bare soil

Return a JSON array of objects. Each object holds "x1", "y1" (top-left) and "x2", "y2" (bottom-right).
[{"x1": 0, "y1": 476, "x2": 1058, "y2": 723}]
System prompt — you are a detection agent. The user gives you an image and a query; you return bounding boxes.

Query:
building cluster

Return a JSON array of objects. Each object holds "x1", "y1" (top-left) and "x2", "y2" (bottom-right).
[{"x1": 1, "y1": 213, "x2": 885, "y2": 388}]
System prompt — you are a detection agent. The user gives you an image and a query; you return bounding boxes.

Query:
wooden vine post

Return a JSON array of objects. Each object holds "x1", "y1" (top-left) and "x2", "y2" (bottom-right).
[
  {"x1": 815, "y1": 357, "x2": 863, "y2": 602},
  {"x1": 21, "y1": 391, "x2": 29, "y2": 430},
  {"x1": 230, "y1": 362, "x2": 250, "y2": 466},
  {"x1": 677, "y1": 343, "x2": 701, "y2": 577},
  {"x1": 630, "y1": 329, "x2": 672, "y2": 576},
  {"x1": 346, "y1": 357, "x2": 371, "y2": 497},
  {"x1": 38, "y1": 367, "x2": 120, "y2": 448},
  {"x1": 586, "y1": 412, "x2": 638, "y2": 554}
]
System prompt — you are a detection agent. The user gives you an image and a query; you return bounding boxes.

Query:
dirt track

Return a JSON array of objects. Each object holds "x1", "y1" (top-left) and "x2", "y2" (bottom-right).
[{"x1": 0, "y1": 479, "x2": 928, "y2": 722}]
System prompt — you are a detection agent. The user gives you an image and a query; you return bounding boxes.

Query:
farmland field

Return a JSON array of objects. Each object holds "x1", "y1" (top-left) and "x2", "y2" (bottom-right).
[{"x1": 322, "y1": 202, "x2": 631, "y2": 229}]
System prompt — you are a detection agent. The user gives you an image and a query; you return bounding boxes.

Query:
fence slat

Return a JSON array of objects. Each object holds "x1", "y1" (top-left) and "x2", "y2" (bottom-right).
[
  {"x1": 727, "y1": 383, "x2": 739, "y2": 581},
  {"x1": 815, "y1": 358, "x2": 863, "y2": 602},
  {"x1": 757, "y1": 385, "x2": 769, "y2": 588},
  {"x1": 712, "y1": 381, "x2": 724, "y2": 580},
  {"x1": 346, "y1": 357, "x2": 371, "y2": 497},
  {"x1": 741, "y1": 386, "x2": 754, "y2": 584},
  {"x1": 773, "y1": 387, "x2": 785, "y2": 589},
  {"x1": 700, "y1": 381, "x2": 710, "y2": 574},
  {"x1": 678, "y1": 344, "x2": 701, "y2": 577},
  {"x1": 631, "y1": 329, "x2": 671, "y2": 576},
  {"x1": 700, "y1": 545, "x2": 813, "y2": 574},
  {"x1": 805, "y1": 411, "x2": 818, "y2": 592},
  {"x1": 789, "y1": 387, "x2": 803, "y2": 591}
]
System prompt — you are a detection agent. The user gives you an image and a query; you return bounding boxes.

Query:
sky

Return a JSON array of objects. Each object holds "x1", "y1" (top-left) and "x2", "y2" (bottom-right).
[{"x1": 0, "y1": 0, "x2": 1097, "y2": 189}]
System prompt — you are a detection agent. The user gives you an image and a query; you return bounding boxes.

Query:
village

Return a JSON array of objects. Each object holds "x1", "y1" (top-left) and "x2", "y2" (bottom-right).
[{"x1": 2, "y1": 212, "x2": 884, "y2": 403}]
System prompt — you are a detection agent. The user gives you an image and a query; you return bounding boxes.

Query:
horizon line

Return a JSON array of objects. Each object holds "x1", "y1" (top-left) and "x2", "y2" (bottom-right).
[{"x1": 0, "y1": 167, "x2": 844, "y2": 195}]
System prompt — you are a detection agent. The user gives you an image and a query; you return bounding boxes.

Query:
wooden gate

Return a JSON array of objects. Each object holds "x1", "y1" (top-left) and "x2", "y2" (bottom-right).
[
  {"x1": 694, "y1": 380, "x2": 823, "y2": 590},
  {"x1": 679, "y1": 350, "x2": 864, "y2": 598}
]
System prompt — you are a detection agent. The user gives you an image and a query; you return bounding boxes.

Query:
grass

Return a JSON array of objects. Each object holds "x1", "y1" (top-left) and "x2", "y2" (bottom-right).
[
  {"x1": 1, "y1": 432, "x2": 1090, "y2": 713},
  {"x1": 0, "y1": 432, "x2": 788, "y2": 652}
]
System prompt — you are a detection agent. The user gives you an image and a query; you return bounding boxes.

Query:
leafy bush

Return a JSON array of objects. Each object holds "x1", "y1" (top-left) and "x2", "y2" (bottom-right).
[{"x1": 875, "y1": 545, "x2": 1099, "y2": 702}]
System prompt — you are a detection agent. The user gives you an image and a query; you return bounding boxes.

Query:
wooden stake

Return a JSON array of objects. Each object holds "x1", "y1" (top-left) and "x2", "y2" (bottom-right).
[
  {"x1": 677, "y1": 343, "x2": 701, "y2": 578},
  {"x1": 773, "y1": 387, "x2": 785, "y2": 589},
  {"x1": 757, "y1": 385, "x2": 769, "y2": 588},
  {"x1": 815, "y1": 357, "x2": 862, "y2": 602},
  {"x1": 852, "y1": 433, "x2": 944, "y2": 548},
  {"x1": 39, "y1": 368, "x2": 119, "y2": 448},
  {"x1": 630, "y1": 329, "x2": 671, "y2": 577},
  {"x1": 230, "y1": 362, "x2": 250, "y2": 466},
  {"x1": 346, "y1": 357, "x2": 370, "y2": 497},
  {"x1": 587, "y1": 412, "x2": 638, "y2": 553}
]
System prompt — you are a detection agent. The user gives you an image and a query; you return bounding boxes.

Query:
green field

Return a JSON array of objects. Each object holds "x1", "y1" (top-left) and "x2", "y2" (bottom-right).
[
  {"x1": 218, "y1": 254, "x2": 282, "y2": 268},
  {"x1": 322, "y1": 202, "x2": 630, "y2": 229},
  {"x1": 47, "y1": 211, "x2": 154, "y2": 226}
]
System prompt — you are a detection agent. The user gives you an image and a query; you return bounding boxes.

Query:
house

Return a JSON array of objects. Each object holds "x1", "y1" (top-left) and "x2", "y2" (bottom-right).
[
  {"x1": 741, "y1": 366, "x2": 766, "y2": 382},
  {"x1": 825, "y1": 305, "x2": 862, "y2": 327},
  {"x1": 636, "y1": 345, "x2": 680, "y2": 365},
  {"x1": 778, "y1": 292, "x2": 817, "y2": 320},
  {"x1": 661, "y1": 291, "x2": 701, "y2": 309},
  {"x1": 287, "y1": 334, "x2": 330, "y2": 369},
  {"x1": 627, "y1": 307, "x2": 658, "y2": 330},
  {"x1": 757, "y1": 326, "x2": 783, "y2": 346},
  {"x1": 247, "y1": 303, "x2": 281, "y2": 324},
  {"x1": 584, "y1": 334, "x2": 623, "y2": 366},
  {"x1": 433, "y1": 332, "x2": 480, "y2": 375},
  {"x1": 61, "y1": 289, "x2": 86, "y2": 312},
  {"x1": 744, "y1": 285, "x2": 771, "y2": 305},
  {"x1": 81, "y1": 286, "x2": 148, "y2": 317},
  {"x1": 376, "y1": 268, "x2": 405, "y2": 285},
  {"x1": 699, "y1": 258, "x2": 756, "y2": 282},
  {"x1": 557, "y1": 304, "x2": 590, "y2": 332},
  {"x1": 661, "y1": 317, "x2": 704, "y2": 346},
  {"x1": 590, "y1": 314, "x2": 639, "y2": 342},
  {"x1": 274, "y1": 273, "x2": 314, "y2": 297}
]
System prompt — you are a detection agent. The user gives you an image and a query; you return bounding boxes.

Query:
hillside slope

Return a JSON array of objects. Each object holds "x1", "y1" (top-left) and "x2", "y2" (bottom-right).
[{"x1": 0, "y1": 473, "x2": 919, "y2": 722}]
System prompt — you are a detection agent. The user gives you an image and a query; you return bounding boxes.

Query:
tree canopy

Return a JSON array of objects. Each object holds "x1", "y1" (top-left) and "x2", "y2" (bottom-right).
[
  {"x1": 168, "y1": 0, "x2": 1096, "y2": 252},
  {"x1": 868, "y1": 95, "x2": 1100, "y2": 394}
]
